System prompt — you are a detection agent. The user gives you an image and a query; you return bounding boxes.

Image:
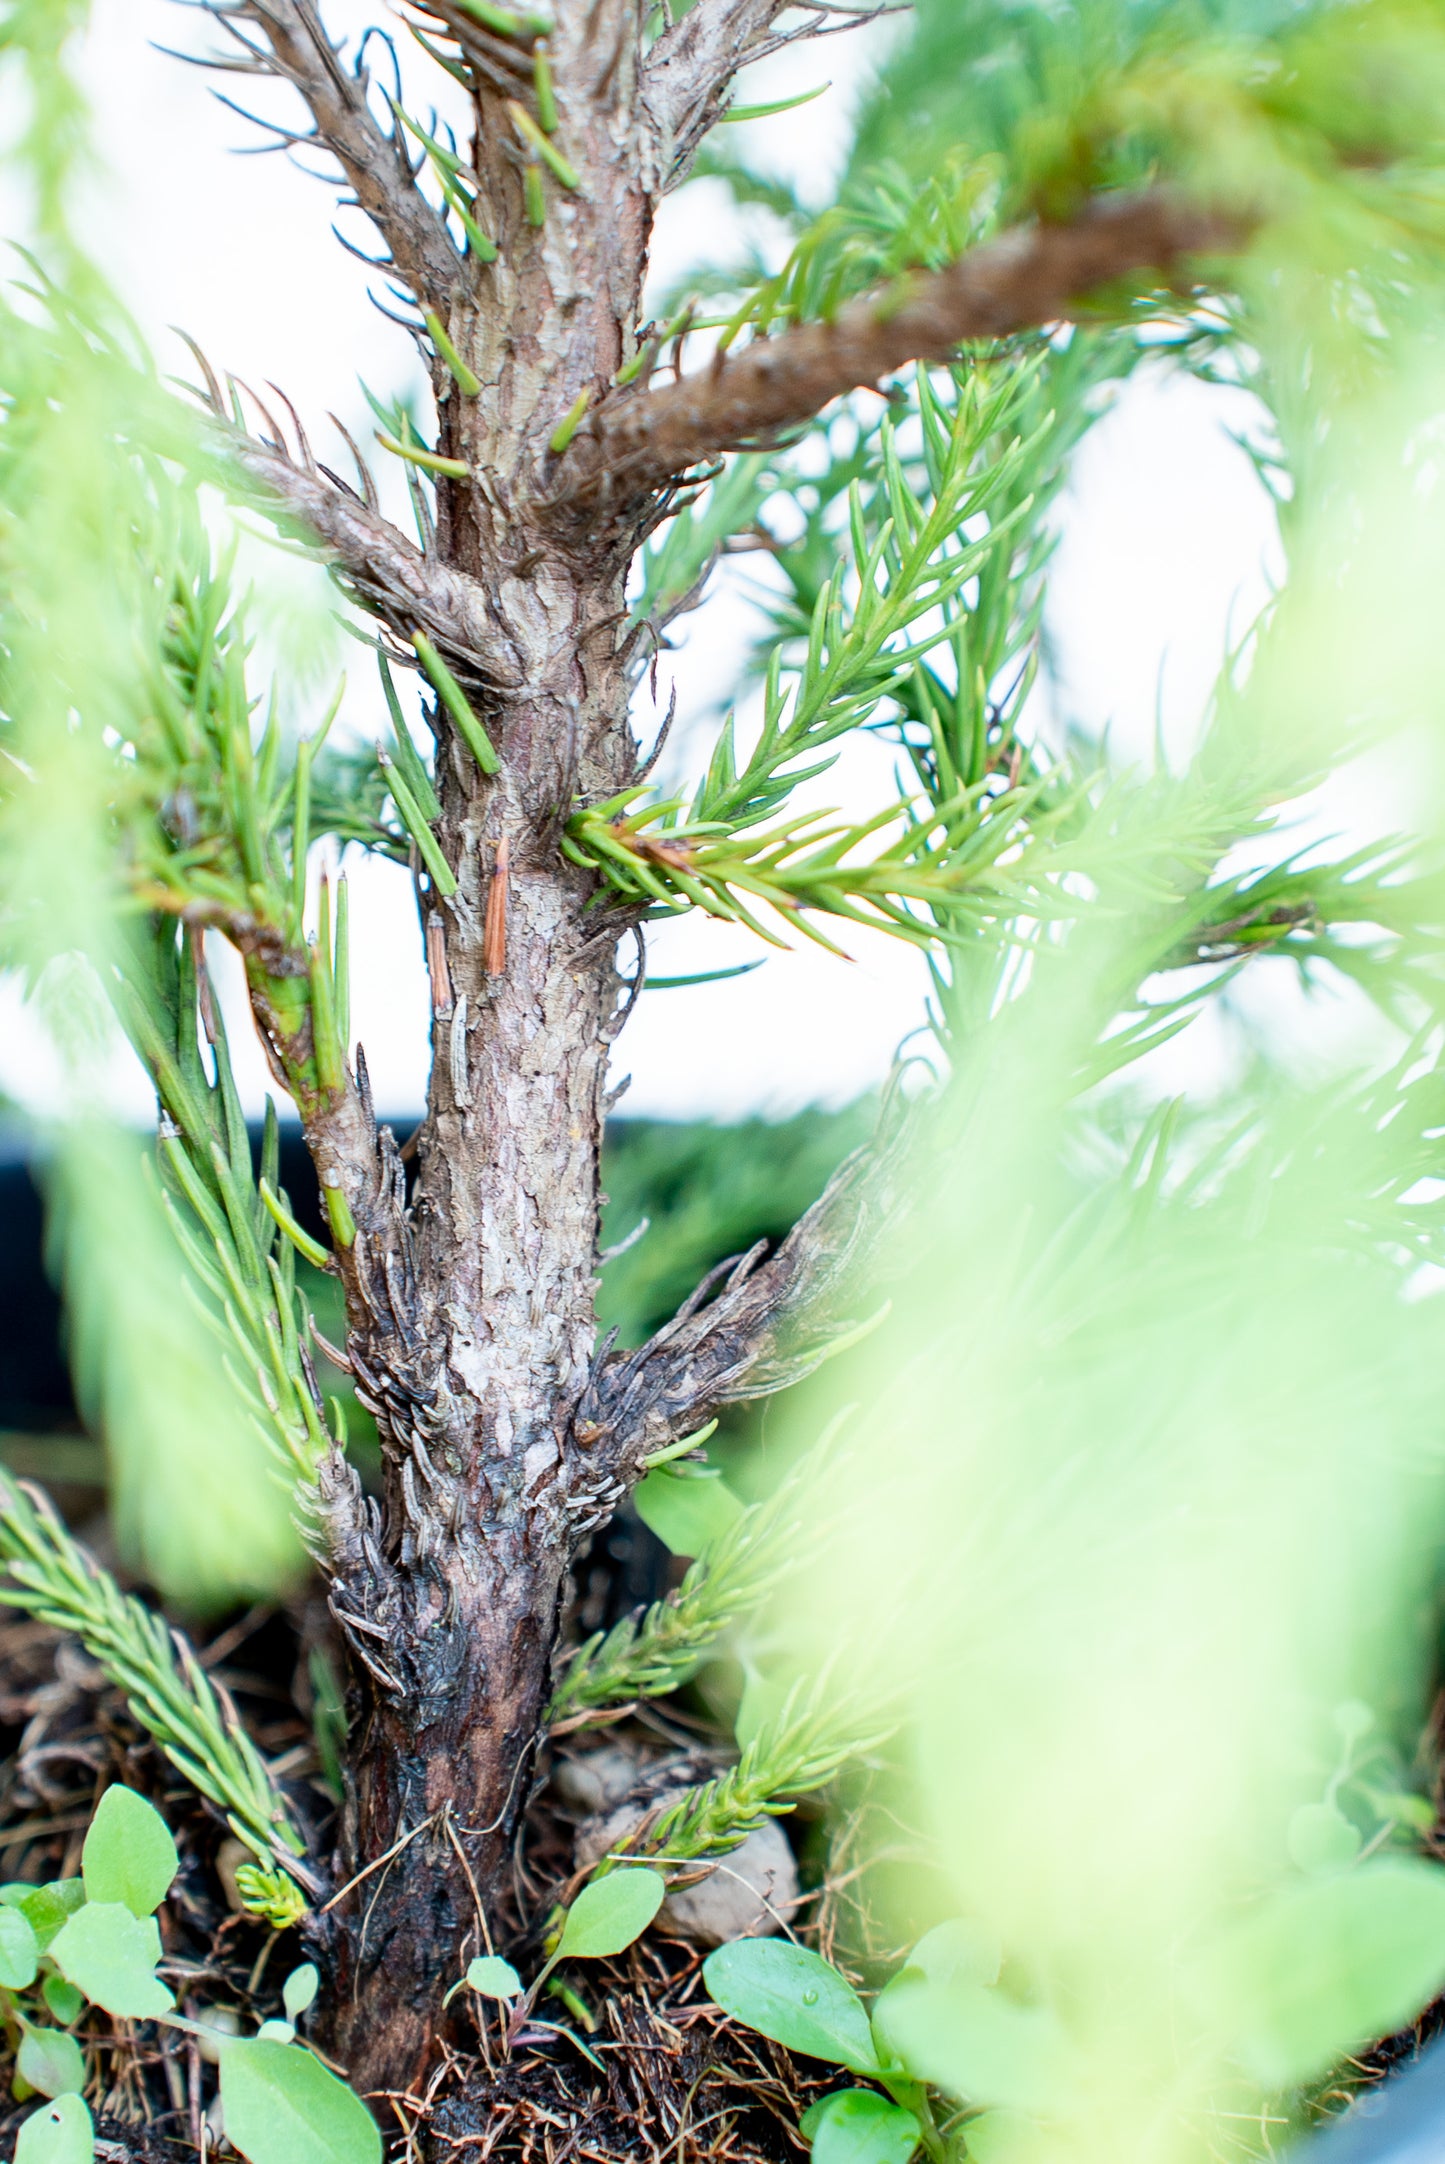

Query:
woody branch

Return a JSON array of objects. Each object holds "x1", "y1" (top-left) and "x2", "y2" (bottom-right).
[
  {"x1": 557, "y1": 189, "x2": 1241, "y2": 510},
  {"x1": 223, "y1": 190, "x2": 1238, "y2": 637},
  {"x1": 579, "y1": 1117, "x2": 915, "y2": 1479},
  {"x1": 227, "y1": 430, "x2": 511, "y2": 685},
  {"x1": 194, "y1": 5, "x2": 1236, "y2": 1519},
  {"x1": 204, "y1": 0, "x2": 461, "y2": 311},
  {"x1": 643, "y1": 0, "x2": 809, "y2": 176}
]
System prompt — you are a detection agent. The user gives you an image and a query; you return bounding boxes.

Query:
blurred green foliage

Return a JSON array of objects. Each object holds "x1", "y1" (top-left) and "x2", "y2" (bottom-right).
[{"x1": 9, "y1": 0, "x2": 1445, "y2": 2136}]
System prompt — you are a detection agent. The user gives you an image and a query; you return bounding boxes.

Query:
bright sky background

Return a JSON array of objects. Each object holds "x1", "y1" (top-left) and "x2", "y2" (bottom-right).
[{"x1": 0, "y1": 0, "x2": 1284, "y2": 1122}]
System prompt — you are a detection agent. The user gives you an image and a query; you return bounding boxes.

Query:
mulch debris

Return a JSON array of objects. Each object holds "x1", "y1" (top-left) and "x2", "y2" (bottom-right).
[{"x1": 0, "y1": 1607, "x2": 830, "y2": 2164}]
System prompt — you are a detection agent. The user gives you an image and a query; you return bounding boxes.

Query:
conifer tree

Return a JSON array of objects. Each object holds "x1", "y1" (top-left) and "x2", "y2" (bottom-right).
[{"x1": 5, "y1": 0, "x2": 1445, "y2": 2118}]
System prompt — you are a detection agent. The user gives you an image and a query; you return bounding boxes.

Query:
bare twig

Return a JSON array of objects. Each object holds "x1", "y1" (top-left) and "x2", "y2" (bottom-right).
[
  {"x1": 643, "y1": 0, "x2": 824, "y2": 181},
  {"x1": 196, "y1": 0, "x2": 462, "y2": 311},
  {"x1": 229, "y1": 430, "x2": 517, "y2": 687},
  {"x1": 577, "y1": 1112, "x2": 914, "y2": 1475}
]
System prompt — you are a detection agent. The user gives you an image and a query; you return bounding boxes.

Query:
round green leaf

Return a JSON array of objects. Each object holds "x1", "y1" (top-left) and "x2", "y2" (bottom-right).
[
  {"x1": 1204, "y1": 1856, "x2": 1445, "y2": 2089},
  {"x1": 282, "y1": 1964, "x2": 319, "y2": 2022},
  {"x1": 15, "y1": 2094, "x2": 93, "y2": 2164},
  {"x1": 9, "y1": 1884, "x2": 86, "y2": 1954},
  {"x1": 703, "y1": 1941, "x2": 880, "y2": 2075},
  {"x1": 963, "y1": 2111, "x2": 1035, "y2": 2164},
  {"x1": 1287, "y1": 1803, "x2": 1362, "y2": 1875},
  {"x1": 81, "y1": 1787, "x2": 178, "y2": 1918},
  {"x1": 805, "y1": 2090, "x2": 921, "y2": 2164},
  {"x1": 18, "y1": 2025, "x2": 86, "y2": 2099},
  {"x1": 466, "y1": 1956, "x2": 522, "y2": 2000},
  {"x1": 221, "y1": 2039, "x2": 381, "y2": 2164},
  {"x1": 50, "y1": 1902, "x2": 174, "y2": 2019},
  {"x1": 0, "y1": 1904, "x2": 40, "y2": 1989},
  {"x1": 556, "y1": 1870, "x2": 665, "y2": 1962},
  {"x1": 41, "y1": 1978, "x2": 85, "y2": 2028},
  {"x1": 871, "y1": 1928, "x2": 1002, "y2": 2073},
  {"x1": 633, "y1": 1467, "x2": 743, "y2": 1559},
  {"x1": 870, "y1": 1981, "x2": 1074, "y2": 2111},
  {"x1": 1334, "y1": 1700, "x2": 1374, "y2": 1746},
  {"x1": 893, "y1": 1921, "x2": 1002, "y2": 1997}
]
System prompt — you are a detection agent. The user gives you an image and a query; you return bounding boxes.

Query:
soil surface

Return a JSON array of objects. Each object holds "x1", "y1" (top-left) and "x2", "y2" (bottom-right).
[
  {"x1": 0, "y1": 1598, "x2": 831, "y2": 2164},
  {"x1": 4, "y1": 1575, "x2": 1443, "y2": 2161}
]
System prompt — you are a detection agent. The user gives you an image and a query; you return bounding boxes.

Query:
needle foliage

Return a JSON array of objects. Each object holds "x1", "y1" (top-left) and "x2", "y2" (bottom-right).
[{"x1": 4, "y1": 0, "x2": 1445, "y2": 2134}]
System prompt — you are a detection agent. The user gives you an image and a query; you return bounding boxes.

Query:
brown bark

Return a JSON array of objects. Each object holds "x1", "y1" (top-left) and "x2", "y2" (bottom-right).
[
  {"x1": 579, "y1": 1113, "x2": 916, "y2": 1480},
  {"x1": 642, "y1": 0, "x2": 798, "y2": 179},
  {"x1": 194, "y1": 0, "x2": 1244, "y2": 2105},
  {"x1": 203, "y1": 0, "x2": 461, "y2": 306},
  {"x1": 557, "y1": 191, "x2": 1240, "y2": 512},
  {"x1": 324, "y1": 1539, "x2": 572, "y2": 2086},
  {"x1": 228, "y1": 436, "x2": 506, "y2": 686},
  {"x1": 241, "y1": 0, "x2": 655, "y2": 2093}
]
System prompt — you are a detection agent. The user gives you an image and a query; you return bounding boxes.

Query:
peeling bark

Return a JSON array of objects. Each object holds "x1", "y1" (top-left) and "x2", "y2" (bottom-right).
[
  {"x1": 264, "y1": 3, "x2": 658, "y2": 2089},
  {"x1": 580, "y1": 1115, "x2": 916, "y2": 1481}
]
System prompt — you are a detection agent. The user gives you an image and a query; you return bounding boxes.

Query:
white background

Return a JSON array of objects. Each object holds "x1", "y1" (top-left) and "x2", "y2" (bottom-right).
[{"x1": 0, "y1": 1, "x2": 1281, "y2": 1123}]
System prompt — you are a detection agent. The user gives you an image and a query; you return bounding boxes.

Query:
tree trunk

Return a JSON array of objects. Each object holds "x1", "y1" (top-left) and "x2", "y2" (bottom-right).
[
  {"x1": 221, "y1": 0, "x2": 903, "y2": 2099},
  {"x1": 321, "y1": 624, "x2": 641, "y2": 2086},
  {"x1": 328, "y1": 1541, "x2": 571, "y2": 2088},
  {"x1": 172, "y1": 0, "x2": 1241, "y2": 2106},
  {"x1": 314, "y1": 55, "x2": 652, "y2": 2064}
]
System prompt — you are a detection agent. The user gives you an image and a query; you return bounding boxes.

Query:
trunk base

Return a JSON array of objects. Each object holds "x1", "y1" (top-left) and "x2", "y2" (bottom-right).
[
  {"x1": 323, "y1": 1547, "x2": 571, "y2": 2096},
  {"x1": 409, "y1": 1932, "x2": 833, "y2": 2164}
]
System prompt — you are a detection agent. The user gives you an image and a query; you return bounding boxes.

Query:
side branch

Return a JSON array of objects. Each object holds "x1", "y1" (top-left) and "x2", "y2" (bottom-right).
[
  {"x1": 557, "y1": 190, "x2": 1241, "y2": 510},
  {"x1": 643, "y1": 0, "x2": 793, "y2": 178},
  {"x1": 579, "y1": 1118, "x2": 914, "y2": 1475},
  {"x1": 232, "y1": 434, "x2": 516, "y2": 687},
  {"x1": 204, "y1": 0, "x2": 461, "y2": 312}
]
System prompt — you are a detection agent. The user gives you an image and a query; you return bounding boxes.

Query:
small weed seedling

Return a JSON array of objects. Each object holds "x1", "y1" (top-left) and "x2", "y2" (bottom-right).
[
  {"x1": 1, "y1": 1788, "x2": 378, "y2": 2164},
  {"x1": 707, "y1": 1823, "x2": 1445, "y2": 2164},
  {"x1": 442, "y1": 1868, "x2": 668, "y2": 2063}
]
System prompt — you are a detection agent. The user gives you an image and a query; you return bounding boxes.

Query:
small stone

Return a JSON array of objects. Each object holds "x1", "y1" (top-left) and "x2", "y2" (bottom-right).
[
  {"x1": 573, "y1": 1780, "x2": 799, "y2": 1948},
  {"x1": 552, "y1": 1743, "x2": 643, "y2": 1815},
  {"x1": 660, "y1": 1820, "x2": 799, "y2": 1948},
  {"x1": 194, "y1": 2009, "x2": 241, "y2": 2066}
]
